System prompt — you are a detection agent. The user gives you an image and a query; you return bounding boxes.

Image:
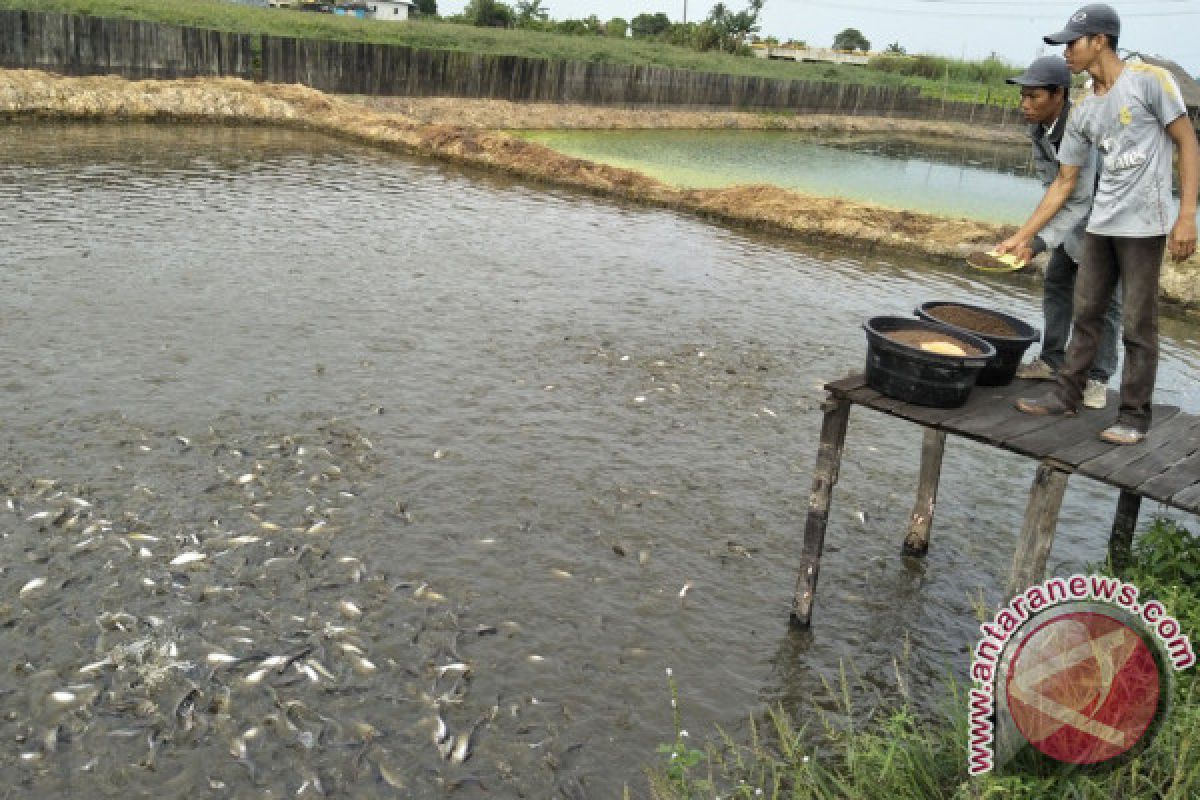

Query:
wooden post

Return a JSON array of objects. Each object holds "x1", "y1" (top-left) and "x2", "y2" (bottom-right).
[
  {"x1": 903, "y1": 429, "x2": 946, "y2": 557},
  {"x1": 1008, "y1": 464, "x2": 1070, "y2": 595},
  {"x1": 791, "y1": 395, "x2": 851, "y2": 627},
  {"x1": 1108, "y1": 490, "x2": 1142, "y2": 573}
]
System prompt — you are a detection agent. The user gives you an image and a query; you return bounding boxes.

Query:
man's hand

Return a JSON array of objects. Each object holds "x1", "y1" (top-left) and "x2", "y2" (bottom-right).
[
  {"x1": 1168, "y1": 215, "x2": 1197, "y2": 262},
  {"x1": 1011, "y1": 243, "x2": 1035, "y2": 265},
  {"x1": 995, "y1": 235, "x2": 1030, "y2": 257},
  {"x1": 1166, "y1": 116, "x2": 1198, "y2": 263}
]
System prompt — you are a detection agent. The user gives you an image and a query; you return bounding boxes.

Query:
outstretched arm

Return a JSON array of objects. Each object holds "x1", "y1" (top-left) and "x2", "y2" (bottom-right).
[
  {"x1": 1167, "y1": 115, "x2": 1198, "y2": 263},
  {"x1": 996, "y1": 164, "x2": 1081, "y2": 260}
]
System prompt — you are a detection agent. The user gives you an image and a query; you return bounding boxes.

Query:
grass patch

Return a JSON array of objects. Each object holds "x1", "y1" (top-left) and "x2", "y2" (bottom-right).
[
  {"x1": 649, "y1": 517, "x2": 1200, "y2": 798},
  {"x1": 0, "y1": 0, "x2": 1020, "y2": 105}
]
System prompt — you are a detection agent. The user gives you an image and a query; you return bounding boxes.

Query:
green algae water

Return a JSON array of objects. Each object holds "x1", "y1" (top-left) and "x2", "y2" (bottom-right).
[{"x1": 519, "y1": 129, "x2": 1042, "y2": 224}]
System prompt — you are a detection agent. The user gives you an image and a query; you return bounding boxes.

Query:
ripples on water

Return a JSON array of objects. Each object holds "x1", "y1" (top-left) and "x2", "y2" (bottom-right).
[{"x1": 1, "y1": 123, "x2": 1199, "y2": 796}]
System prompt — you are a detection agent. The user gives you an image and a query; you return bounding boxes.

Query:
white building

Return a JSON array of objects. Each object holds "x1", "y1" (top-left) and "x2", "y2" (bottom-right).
[{"x1": 370, "y1": 0, "x2": 415, "y2": 20}]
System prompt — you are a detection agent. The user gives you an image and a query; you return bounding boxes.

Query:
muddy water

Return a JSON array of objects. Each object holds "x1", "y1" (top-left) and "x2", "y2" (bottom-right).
[
  {"x1": 2, "y1": 122, "x2": 1200, "y2": 798},
  {"x1": 518, "y1": 129, "x2": 1042, "y2": 224}
]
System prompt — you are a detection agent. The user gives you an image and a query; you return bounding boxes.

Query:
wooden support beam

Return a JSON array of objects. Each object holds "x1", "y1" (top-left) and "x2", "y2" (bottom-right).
[
  {"x1": 1008, "y1": 463, "x2": 1070, "y2": 595},
  {"x1": 903, "y1": 428, "x2": 946, "y2": 557},
  {"x1": 791, "y1": 395, "x2": 851, "y2": 628},
  {"x1": 1108, "y1": 490, "x2": 1142, "y2": 573}
]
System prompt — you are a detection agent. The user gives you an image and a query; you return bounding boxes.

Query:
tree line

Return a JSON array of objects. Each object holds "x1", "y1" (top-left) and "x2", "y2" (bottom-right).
[
  {"x1": 434, "y1": 0, "x2": 767, "y2": 55},
  {"x1": 410, "y1": 2, "x2": 938, "y2": 62}
]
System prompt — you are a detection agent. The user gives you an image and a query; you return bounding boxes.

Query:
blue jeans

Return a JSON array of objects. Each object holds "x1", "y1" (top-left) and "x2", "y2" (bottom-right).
[{"x1": 1040, "y1": 245, "x2": 1120, "y2": 382}]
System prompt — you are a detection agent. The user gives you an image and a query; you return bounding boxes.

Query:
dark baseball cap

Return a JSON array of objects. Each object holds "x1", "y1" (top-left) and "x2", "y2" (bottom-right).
[
  {"x1": 1006, "y1": 56, "x2": 1072, "y2": 89},
  {"x1": 1044, "y1": 4, "x2": 1121, "y2": 45}
]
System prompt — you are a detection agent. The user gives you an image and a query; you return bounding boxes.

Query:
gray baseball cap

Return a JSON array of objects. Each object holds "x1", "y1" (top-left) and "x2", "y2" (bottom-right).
[
  {"x1": 1006, "y1": 56, "x2": 1072, "y2": 89},
  {"x1": 1044, "y1": 3, "x2": 1121, "y2": 45}
]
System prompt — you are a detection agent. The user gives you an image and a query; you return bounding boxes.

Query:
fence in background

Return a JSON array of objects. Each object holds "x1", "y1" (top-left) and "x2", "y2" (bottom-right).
[{"x1": 0, "y1": 10, "x2": 1021, "y2": 124}]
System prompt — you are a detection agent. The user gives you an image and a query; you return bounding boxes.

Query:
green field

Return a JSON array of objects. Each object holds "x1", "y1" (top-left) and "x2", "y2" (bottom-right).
[{"x1": 0, "y1": 0, "x2": 1021, "y2": 105}]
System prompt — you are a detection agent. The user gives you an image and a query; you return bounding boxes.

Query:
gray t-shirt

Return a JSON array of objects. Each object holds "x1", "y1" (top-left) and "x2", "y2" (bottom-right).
[{"x1": 1058, "y1": 62, "x2": 1188, "y2": 237}]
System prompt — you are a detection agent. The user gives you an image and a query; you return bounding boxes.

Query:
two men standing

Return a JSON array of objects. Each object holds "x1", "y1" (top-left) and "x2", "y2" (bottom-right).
[{"x1": 999, "y1": 3, "x2": 1198, "y2": 445}]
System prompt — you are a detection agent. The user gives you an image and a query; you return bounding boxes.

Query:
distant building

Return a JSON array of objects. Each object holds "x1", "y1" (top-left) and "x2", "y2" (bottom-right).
[
  {"x1": 369, "y1": 0, "x2": 415, "y2": 21},
  {"x1": 334, "y1": 2, "x2": 371, "y2": 17},
  {"x1": 1125, "y1": 52, "x2": 1200, "y2": 131},
  {"x1": 247, "y1": 0, "x2": 417, "y2": 20},
  {"x1": 751, "y1": 43, "x2": 870, "y2": 67}
]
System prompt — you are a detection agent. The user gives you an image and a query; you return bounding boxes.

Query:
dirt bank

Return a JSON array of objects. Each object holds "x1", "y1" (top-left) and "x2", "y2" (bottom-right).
[
  {"x1": 3, "y1": 69, "x2": 1196, "y2": 309},
  {"x1": 350, "y1": 95, "x2": 1029, "y2": 142}
]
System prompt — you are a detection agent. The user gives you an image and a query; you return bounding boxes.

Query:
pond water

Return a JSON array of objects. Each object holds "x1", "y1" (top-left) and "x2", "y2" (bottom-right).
[
  {"x1": 2, "y1": 123, "x2": 1199, "y2": 798},
  {"x1": 518, "y1": 129, "x2": 1044, "y2": 224},
  {"x1": 518, "y1": 128, "x2": 1200, "y2": 229}
]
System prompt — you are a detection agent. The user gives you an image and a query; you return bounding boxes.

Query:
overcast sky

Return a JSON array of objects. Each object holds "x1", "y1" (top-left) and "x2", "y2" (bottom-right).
[{"x1": 436, "y1": 0, "x2": 1200, "y2": 75}]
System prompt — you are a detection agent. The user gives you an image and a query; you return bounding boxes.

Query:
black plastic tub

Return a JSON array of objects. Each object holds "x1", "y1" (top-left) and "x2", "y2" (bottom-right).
[
  {"x1": 863, "y1": 316, "x2": 996, "y2": 408},
  {"x1": 914, "y1": 301, "x2": 1039, "y2": 387}
]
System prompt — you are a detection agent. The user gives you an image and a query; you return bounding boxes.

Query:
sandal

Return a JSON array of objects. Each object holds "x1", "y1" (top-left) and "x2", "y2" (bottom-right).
[{"x1": 1099, "y1": 424, "x2": 1146, "y2": 445}]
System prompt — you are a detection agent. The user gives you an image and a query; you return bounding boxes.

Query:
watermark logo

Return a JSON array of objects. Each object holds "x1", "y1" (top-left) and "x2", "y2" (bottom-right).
[
  {"x1": 1005, "y1": 610, "x2": 1160, "y2": 764},
  {"x1": 968, "y1": 574, "x2": 1194, "y2": 775}
]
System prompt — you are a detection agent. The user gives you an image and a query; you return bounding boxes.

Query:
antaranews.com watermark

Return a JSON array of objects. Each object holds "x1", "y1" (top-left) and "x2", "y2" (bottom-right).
[{"x1": 968, "y1": 573, "x2": 1195, "y2": 775}]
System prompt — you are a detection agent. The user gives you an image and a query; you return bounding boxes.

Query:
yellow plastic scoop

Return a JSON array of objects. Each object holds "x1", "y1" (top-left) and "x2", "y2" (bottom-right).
[
  {"x1": 965, "y1": 250, "x2": 1027, "y2": 273},
  {"x1": 920, "y1": 341, "x2": 968, "y2": 357}
]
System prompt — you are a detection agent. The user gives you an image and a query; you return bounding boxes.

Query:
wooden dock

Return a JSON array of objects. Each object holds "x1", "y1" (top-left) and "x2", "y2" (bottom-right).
[{"x1": 792, "y1": 373, "x2": 1200, "y2": 626}]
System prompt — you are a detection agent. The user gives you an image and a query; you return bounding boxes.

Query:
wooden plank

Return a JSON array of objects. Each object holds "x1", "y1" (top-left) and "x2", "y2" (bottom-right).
[
  {"x1": 1108, "y1": 491, "x2": 1142, "y2": 573},
  {"x1": 1005, "y1": 407, "x2": 1120, "y2": 460},
  {"x1": 962, "y1": 381, "x2": 1033, "y2": 409},
  {"x1": 954, "y1": 400, "x2": 1068, "y2": 446},
  {"x1": 850, "y1": 388, "x2": 909, "y2": 414},
  {"x1": 846, "y1": 386, "x2": 886, "y2": 407},
  {"x1": 1083, "y1": 415, "x2": 1200, "y2": 486},
  {"x1": 894, "y1": 380, "x2": 1028, "y2": 432},
  {"x1": 1008, "y1": 464, "x2": 1070, "y2": 595},
  {"x1": 846, "y1": 389, "x2": 959, "y2": 424},
  {"x1": 891, "y1": 403, "x2": 970, "y2": 427},
  {"x1": 792, "y1": 396, "x2": 852, "y2": 628},
  {"x1": 948, "y1": 404, "x2": 1033, "y2": 442},
  {"x1": 1050, "y1": 405, "x2": 1181, "y2": 470},
  {"x1": 1139, "y1": 448, "x2": 1200, "y2": 503},
  {"x1": 1168, "y1": 480, "x2": 1200, "y2": 513},
  {"x1": 825, "y1": 373, "x2": 867, "y2": 394},
  {"x1": 872, "y1": 396, "x2": 911, "y2": 414},
  {"x1": 903, "y1": 429, "x2": 946, "y2": 557}
]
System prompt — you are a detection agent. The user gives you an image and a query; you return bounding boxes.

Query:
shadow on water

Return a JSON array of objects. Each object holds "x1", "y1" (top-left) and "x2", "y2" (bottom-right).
[{"x1": 1, "y1": 121, "x2": 1199, "y2": 797}]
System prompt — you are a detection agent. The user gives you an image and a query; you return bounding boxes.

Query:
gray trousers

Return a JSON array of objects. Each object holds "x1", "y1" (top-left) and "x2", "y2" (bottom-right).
[
  {"x1": 1056, "y1": 233, "x2": 1167, "y2": 432},
  {"x1": 1040, "y1": 244, "x2": 1120, "y2": 382}
]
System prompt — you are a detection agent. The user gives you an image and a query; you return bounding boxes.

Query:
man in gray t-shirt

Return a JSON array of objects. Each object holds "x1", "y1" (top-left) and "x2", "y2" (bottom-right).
[
  {"x1": 999, "y1": 3, "x2": 1198, "y2": 445},
  {"x1": 1007, "y1": 55, "x2": 1119, "y2": 409}
]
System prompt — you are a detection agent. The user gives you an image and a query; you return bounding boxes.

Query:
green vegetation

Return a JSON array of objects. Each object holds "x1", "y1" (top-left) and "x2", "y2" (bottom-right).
[
  {"x1": 869, "y1": 52, "x2": 1033, "y2": 104},
  {"x1": 649, "y1": 517, "x2": 1200, "y2": 798},
  {"x1": 869, "y1": 53, "x2": 1016, "y2": 85},
  {"x1": 470, "y1": 0, "x2": 763, "y2": 56},
  {"x1": 832, "y1": 27, "x2": 869, "y2": 53},
  {"x1": 0, "y1": 0, "x2": 1021, "y2": 105}
]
